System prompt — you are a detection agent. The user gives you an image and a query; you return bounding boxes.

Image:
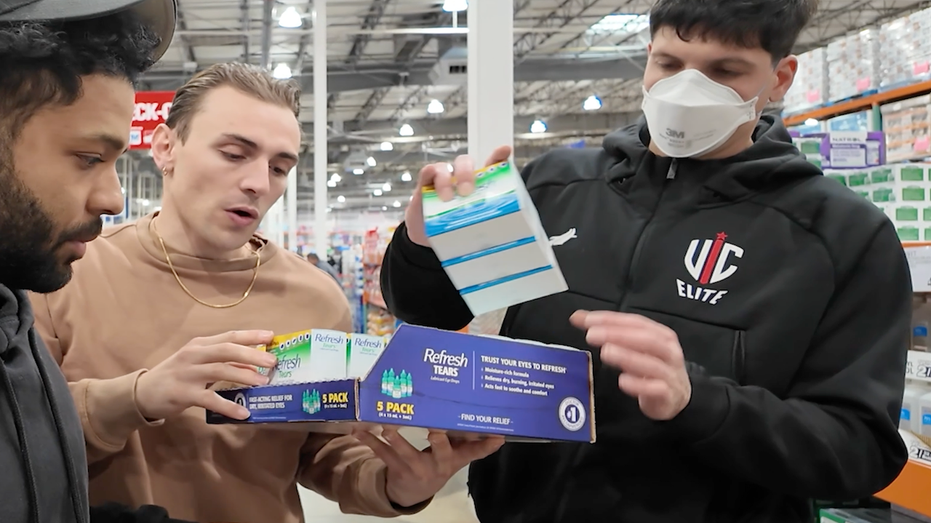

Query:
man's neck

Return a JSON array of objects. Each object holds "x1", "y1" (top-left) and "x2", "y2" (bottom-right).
[
  {"x1": 648, "y1": 131, "x2": 755, "y2": 161},
  {"x1": 151, "y1": 209, "x2": 252, "y2": 261}
]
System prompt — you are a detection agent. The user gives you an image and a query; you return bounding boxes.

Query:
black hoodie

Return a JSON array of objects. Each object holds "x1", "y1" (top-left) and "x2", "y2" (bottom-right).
[
  {"x1": 380, "y1": 115, "x2": 912, "y2": 523},
  {"x1": 0, "y1": 284, "x2": 193, "y2": 523}
]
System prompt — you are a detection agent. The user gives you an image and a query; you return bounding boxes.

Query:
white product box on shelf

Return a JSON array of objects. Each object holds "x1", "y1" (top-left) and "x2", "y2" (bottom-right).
[
  {"x1": 784, "y1": 48, "x2": 828, "y2": 113},
  {"x1": 422, "y1": 160, "x2": 567, "y2": 316},
  {"x1": 826, "y1": 28, "x2": 881, "y2": 102}
]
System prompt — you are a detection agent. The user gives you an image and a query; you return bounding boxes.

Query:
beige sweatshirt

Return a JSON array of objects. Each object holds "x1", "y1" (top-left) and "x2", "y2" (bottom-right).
[{"x1": 29, "y1": 213, "x2": 424, "y2": 523}]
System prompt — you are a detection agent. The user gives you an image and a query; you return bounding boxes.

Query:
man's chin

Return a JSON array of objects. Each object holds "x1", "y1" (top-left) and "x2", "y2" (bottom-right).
[{"x1": 2, "y1": 263, "x2": 73, "y2": 294}]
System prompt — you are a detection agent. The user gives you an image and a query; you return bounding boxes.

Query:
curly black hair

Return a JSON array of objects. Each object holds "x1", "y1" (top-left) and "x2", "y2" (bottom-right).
[{"x1": 0, "y1": 9, "x2": 161, "y2": 139}]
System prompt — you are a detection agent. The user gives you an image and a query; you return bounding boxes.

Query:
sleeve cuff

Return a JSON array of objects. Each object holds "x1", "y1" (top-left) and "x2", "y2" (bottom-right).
[
  {"x1": 662, "y1": 375, "x2": 729, "y2": 443},
  {"x1": 393, "y1": 222, "x2": 445, "y2": 272},
  {"x1": 355, "y1": 458, "x2": 432, "y2": 517},
  {"x1": 80, "y1": 370, "x2": 164, "y2": 451}
]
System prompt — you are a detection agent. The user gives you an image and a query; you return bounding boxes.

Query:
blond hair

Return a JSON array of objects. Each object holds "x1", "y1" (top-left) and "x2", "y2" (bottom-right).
[{"x1": 165, "y1": 62, "x2": 301, "y2": 142}]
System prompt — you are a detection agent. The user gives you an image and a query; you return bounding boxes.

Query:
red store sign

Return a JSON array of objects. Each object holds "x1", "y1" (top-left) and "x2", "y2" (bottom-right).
[{"x1": 130, "y1": 91, "x2": 175, "y2": 150}]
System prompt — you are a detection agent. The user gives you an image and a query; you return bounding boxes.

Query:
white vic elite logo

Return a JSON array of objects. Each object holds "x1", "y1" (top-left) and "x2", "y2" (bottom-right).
[{"x1": 549, "y1": 228, "x2": 577, "y2": 246}]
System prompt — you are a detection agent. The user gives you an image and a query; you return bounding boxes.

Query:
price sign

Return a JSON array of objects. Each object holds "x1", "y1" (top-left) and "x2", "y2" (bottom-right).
[{"x1": 906, "y1": 350, "x2": 931, "y2": 382}]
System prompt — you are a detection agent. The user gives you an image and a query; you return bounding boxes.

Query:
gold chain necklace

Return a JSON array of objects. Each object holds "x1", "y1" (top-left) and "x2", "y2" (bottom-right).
[{"x1": 152, "y1": 218, "x2": 261, "y2": 309}]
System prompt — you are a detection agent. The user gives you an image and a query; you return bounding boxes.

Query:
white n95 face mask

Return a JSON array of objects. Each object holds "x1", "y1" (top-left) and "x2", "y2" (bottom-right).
[{"x1": 641, "y1": 69, "x2": 761, "y2": 158}]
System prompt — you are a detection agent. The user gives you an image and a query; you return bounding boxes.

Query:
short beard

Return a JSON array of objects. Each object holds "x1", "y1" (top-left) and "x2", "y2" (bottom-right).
[{"x1": 0, "y1": 144, "x2": 101, "y2": 294}]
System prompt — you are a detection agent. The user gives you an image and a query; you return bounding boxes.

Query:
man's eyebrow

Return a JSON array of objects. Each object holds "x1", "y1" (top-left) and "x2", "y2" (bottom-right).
[
  {"x1": 709, "y1": 57, "x2": 755, "y2": 68},
  {"x1": 221, "y1": 132, "x2": 298, "y2": 163},
  {"x1": 85, "y1": 133, "x2": 128, "y2": 154}
]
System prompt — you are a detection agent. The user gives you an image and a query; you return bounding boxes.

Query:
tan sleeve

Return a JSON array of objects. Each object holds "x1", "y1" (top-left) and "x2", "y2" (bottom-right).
[
  {"x1": 28, "y1": 292, "x2": 163, "y2": 464},
  {"x1": 297, "y1": 433, "x2": 430, "y2": 517}
]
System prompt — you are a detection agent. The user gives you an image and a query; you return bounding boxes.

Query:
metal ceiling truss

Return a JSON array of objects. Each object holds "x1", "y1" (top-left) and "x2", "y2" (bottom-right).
[{"x1": 513, "y1": 0, "x2": 602, "y2": 62}]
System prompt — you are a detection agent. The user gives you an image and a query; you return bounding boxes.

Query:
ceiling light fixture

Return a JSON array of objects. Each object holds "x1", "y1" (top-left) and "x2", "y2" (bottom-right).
[
  {"x1": 327, "y1": 180, "x2": 336, "y2": 188},
  {"x1": 353, "y1": 168, "x2": 364, "y2": 175},
  {"x1": 401, "y1": 171, "x2": 412, "y2": 182},
  {"x1": 337, "y1": 195, "x2": 346, "y2": 203},
  {"x1": 530, "y1": 119, "x2": 547, "y2": 134},
  {"x1": 442, "y1": 0, "x2": 468, "y2": 12},
  {"x1": 399, "y1": 123, "x2": 414, "y2": 137},
  {"x1": 382, "y1": 182, "x2": 392, "y2": 192},
  {"x1": 380, "y1": 141, "x2": 394, "y2": 151},
  {"x1": 583, "y1": 94, "x2": 602, "y2": 111},
  {"x1": 392, "y1": 200, "x2": 401, "y2": 208},
  {"x1": 273, "y1": 63, "x2": 292, "y2": 79},
  {"x1": 330, "y1": 173, "x2": 341, "y2": 183},
  {"x1": 427, "y1": 99, "x2": 445, "y2": 114},
  {"x1": 366, "y1": 156, "x2": 377, "y2": 167},
  {"x1": 278, "y1": 6, "x2": 303, "y2": 28},
  {"x1": 374, "y1": 189, "x2": 383, "y2": 196}
]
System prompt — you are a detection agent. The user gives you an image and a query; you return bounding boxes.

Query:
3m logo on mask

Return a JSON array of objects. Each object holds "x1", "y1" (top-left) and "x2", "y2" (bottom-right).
[
  {"x1": 677, "y1": 232, "x2": 743, "y2": 305},
  {"x1": 665, "y1": 128, "x2": 685, "y2": 139}
]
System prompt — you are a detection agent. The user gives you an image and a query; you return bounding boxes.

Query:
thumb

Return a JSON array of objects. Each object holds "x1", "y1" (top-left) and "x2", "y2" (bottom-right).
[{"x1": 485, "y1": 145, "x2": 512, "y2": 167}]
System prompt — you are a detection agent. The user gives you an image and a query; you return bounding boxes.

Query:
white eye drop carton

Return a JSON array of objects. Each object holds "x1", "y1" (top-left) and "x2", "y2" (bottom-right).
[
  {"x1": 347, "y1": 333, "x2": 387, "y2": 379},
  {"x1": 264, "y1": 329, "x2": 348, "y2": 384},
  {"x1": 422, "y1": 160, "x2": 567, "y2": 315}
]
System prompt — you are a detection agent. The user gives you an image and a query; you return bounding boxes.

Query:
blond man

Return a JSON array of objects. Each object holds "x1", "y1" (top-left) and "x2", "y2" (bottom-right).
[{"x1": 30, "y1": 63, "x2": 502, "y2": 523}]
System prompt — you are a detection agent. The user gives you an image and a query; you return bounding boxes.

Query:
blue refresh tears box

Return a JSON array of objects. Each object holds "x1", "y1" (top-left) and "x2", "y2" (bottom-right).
[{"x1": 206, "y1": 324, "x2": 596, "y2": 443}]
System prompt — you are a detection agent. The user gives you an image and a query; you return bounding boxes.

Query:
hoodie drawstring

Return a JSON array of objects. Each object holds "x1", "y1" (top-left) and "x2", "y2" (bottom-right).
[
  {"x1": 0, "y1": 355, "x2": 41, "y2": 523},
  {"x1": 29, "y1": 330, "x2": 86, "y2": 523}
]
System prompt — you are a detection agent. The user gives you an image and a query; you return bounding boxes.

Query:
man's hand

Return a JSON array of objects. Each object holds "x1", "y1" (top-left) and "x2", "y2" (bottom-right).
[
  {"x1": 405, "y1": 145, "x2": 512, "y2": 246},
  {"x1": 135, "y1": 330, "x2": 277, "y2": 421},
  {"x1": 353, "y1": 427, "x2": 505, "y2": 508},
  {"x1": 571, "y1": 311, "x2": 692, "y2": 421}
]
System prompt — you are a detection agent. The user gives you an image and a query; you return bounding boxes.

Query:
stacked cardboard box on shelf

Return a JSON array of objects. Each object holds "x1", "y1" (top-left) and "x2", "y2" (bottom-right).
[
  {"x1": 827, "y1": 163, "x2": 931, "y2": 241},
  {"x1": 791, "y1": 132, "x2": 885, "y2": 170},
  {"x1": 881, "y1": 94, "x2": 931, "y2": 162},
  {"x1": 783, "y1": 48, "x2": 828, "y2": 114},
  {"x1": 826, "y1": 28, "x2": 881, "y2": 102},
  {"x1": 879, "y1": 8, "x2": 931, "y2": 89}
]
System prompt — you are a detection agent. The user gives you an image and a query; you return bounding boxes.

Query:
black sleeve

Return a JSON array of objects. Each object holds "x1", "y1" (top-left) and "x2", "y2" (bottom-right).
[
  {"x1": 380, "y1": 222, "x2": 473, "y2": 330},
  {"x1": 662, "y1": 221, "x2": 910, "y2": 500},
  {"x1": 90, "y1": 503, "x2": 195, "y2": 523}
]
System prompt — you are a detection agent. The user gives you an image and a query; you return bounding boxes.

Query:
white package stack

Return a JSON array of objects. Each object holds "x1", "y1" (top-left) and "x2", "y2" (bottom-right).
[
  {"x1": 826, "y1": 28, "x2": 881, "y2": 102},
  {"x1": 422, "y1": 160, "x2": 567, "y2": 316},
  {"x1": 784, "y1": 48, "x2": 827, "y2": 114},
  {"x1": 880, "y1": 8, "x2": 931, "y2": 88}
]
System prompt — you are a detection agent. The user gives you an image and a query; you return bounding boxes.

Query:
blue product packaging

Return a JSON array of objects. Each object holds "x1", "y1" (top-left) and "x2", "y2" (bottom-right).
[{"x1": 207, "y1": 324, "x2": 596, "y2": 443}]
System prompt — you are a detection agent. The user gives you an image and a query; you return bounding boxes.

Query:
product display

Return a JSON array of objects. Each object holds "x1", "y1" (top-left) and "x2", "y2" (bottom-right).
[
  {"x1": 826, "y1": 28, "x2": 881, "y2": 102},
  {"x1": 422, "y1": 160, "x2": 567, "y2": 315},
  {"x1": 206, "y1": 324, "x2": 596, "y2": 443},
  {"x1": 880, "y1": 8, "x2": 931, "y2": 89},
  {"x1": 783, "y1": 48, "x2": 828, "y2": 114},
  {"x1": 881, "y1": 95, "x2": 931, "y2": 162}
]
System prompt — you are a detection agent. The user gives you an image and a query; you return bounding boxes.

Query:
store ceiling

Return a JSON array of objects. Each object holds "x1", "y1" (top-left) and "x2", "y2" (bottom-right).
[{"x1": 139, "y1": 0, "x2": 929, "y2": 212}]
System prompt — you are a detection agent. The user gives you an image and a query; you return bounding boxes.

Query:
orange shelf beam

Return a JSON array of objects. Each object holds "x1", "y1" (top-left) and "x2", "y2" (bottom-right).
[
  {"x1": 783, "y1": 79, "x2": 931, "y2": 127},
  {"x1": 875, "y1": 459, "x2": 931, "y2": 516}
]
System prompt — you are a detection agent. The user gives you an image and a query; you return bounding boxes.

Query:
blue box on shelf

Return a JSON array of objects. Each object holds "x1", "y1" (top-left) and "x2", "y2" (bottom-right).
[{"x1": 206, "y1": 324, "x2": 596, "y2": 443}]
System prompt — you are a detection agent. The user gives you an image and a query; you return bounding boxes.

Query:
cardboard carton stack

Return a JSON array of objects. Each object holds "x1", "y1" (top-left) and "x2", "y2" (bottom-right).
[
  {"x1": 880, "y1": 94, "x2": 931, "y2": 162},
  {"x1": 879, "y1": 8, "x2": 931, "y2": 89},
  {"x1": 784, "y1": 48, "x2": 828, "y2": 114},
  {"x1": 826, "y1": 163, "x2": 931, "y2": 241},
  {"x1": 826, "y1": 28, "x2": 881, "y2": 102}
]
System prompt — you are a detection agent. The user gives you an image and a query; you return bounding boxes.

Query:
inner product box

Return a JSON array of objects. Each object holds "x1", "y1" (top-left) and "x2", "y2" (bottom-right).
[
  {"x1": 206, "y1": 325, "x2": 596, "y2": 443},
  {"x1": 421, "y1": 160, "x2": 568, "y2": 316}
]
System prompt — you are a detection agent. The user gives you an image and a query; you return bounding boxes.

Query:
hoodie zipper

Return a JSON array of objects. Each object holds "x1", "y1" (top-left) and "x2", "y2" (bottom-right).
[
  {"x1": 617, "y1": 159, "x2": 678, "y2": 311},
  {"x1": 551, "y1": 159, "x2": 679, "y2": 523}
]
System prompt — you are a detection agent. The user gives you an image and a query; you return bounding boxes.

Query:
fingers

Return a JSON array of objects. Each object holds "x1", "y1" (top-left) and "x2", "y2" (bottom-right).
[
  {"x1": 447, "y1": 436, "x2": 505, "y2": 466},
  {"x1": 353, "y1": 429, "x2": 412, "y2": 474},
  {"x1": 427, "y1": 431, "x2": 455, "y2": 470},
  {"x1": 201, "y1": 330, "x2": 275, "y2": 347},
  {"x1": 586, "y1": 326, "x2": 681, "y2": 366},
  {"x1": 197, "y1": 390, "x2": 251, "y2": 420},
  {"x1": 452, "y1": 155, "x2": 476, "y2": 197},
  {"x1": 484, "y1": 145, "x2": 512, "y2": 167},
  {"x1": 618, "y1": 373, "x2": 669, "y2": 399},
  {"x1": 600, "y1": 343, "x2": 672, "y2": 381},
  {"x1": 196, "y1": 343, "x2": 278, "y2": 368},
  {"x1": 197, "y1": 362, "x2": 269, "y2": 388},
  {"x1": 418, "y1": 162, "x2": 455, "y2": 201}
]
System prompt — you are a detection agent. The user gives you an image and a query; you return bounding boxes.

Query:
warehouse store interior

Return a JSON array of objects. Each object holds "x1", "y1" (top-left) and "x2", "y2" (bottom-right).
[{"x1": 111, "y1": 0, "x2": 931, "y2": 522}]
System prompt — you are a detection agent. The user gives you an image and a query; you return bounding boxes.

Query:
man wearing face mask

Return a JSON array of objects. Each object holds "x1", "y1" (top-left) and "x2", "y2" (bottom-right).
[{"x1": 379, "y1": 0, "x2": 912, "y2": 521}]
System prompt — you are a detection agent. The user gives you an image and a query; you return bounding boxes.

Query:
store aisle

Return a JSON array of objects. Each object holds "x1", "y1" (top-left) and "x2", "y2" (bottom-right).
[{"x1": 300, "y1": 468, "x2": 479, "y2": 523}]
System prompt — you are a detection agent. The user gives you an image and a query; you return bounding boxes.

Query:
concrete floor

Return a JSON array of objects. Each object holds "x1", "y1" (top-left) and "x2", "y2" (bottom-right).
[{"x1": 300, "y1": 467, "x2": 478, "y2": 523}]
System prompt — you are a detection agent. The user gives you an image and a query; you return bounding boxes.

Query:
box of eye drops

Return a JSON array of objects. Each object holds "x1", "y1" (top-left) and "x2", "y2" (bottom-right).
[
  {"x1": 421, "y1": 160, "x2": 567, "y2": 316},
  {"x1": 264, "y1": 329, "x2": 348, "y2": 384},
  {"x1": 347, "y1": 333, "x2": 386, "y2": 379}
]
